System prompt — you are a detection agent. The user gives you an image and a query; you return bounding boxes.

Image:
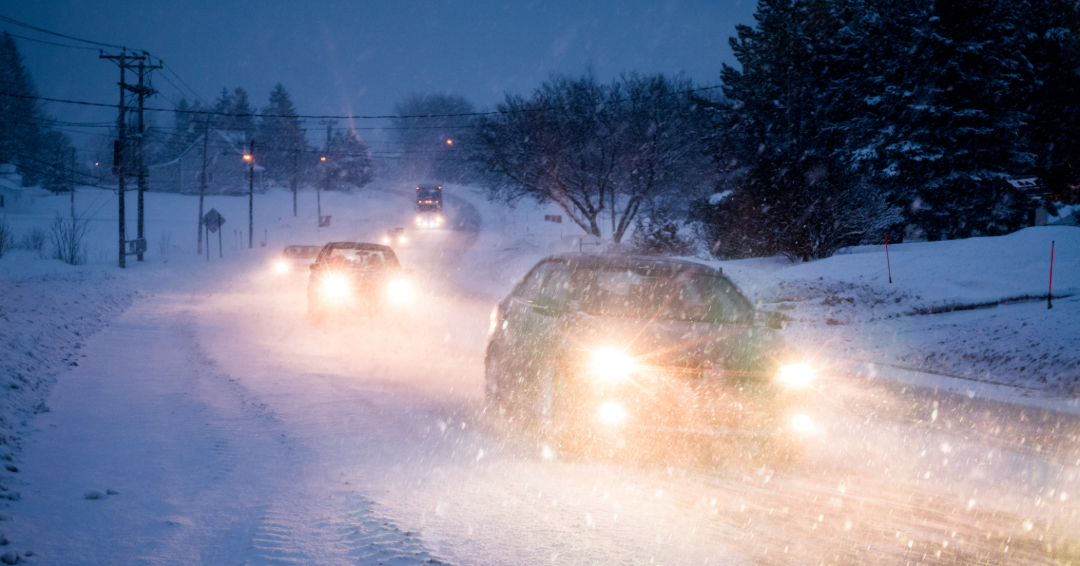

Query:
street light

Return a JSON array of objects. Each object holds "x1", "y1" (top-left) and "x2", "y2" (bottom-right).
[
  {"x1": 318, "y1": 156, "x2": 326, "y2": 225},
  {"x1": 245, "y1": 142, "x2": 254, "y2": 248},
  {"x1": 446, "y1": 139, "x2": 453, "y2": 146}
]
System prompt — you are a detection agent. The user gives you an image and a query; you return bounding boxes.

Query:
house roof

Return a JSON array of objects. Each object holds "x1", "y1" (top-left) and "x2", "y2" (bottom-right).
[{"x1": 149, "y1": 128, "x2": 265, "y2": 171}]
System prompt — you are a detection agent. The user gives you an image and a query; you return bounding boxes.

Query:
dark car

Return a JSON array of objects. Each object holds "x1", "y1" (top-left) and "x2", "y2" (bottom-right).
[
  {"x1": 484, "y1": 254, "x2": 817, "y2": 461},
  {"x1": 307, "y1": 242, "x2": 414, "y2": 321}
]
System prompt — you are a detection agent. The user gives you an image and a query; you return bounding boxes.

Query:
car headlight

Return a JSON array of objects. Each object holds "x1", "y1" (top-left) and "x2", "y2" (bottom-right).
[
  {"x1": 791, "y1": 414, "x2": 814, "y2": 432},
  {"x1": 398, "y1": 236, "x2": 408, "y2": 244},
  {"x1": 777, "y1": 363, "x2": 814, "y2": 387},
  {"x1": 275, "y1": 261, "x2": 289, "y2": 273},
  {"x1": 590, "y1": 348, "x2": 636, "y2": 382},
  {"x1": 387, "y1": 279, "x2": 414, "y2": 303},
  {"x1": 322, "y1": 275, "x2": 349, "y2": 298},
  {"x1": 598, "y1": 402, "x2": 626, "y2": 424},
  {"x1": 382, "y1": 236, "x2": 391, "y2": 244}
]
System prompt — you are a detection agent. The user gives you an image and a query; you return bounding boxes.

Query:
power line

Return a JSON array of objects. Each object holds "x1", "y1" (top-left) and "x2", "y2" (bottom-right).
[
  {"x1": 0, "y1": 14, "x2": 128, "y2": 50},
  {"x1": 0, "y1": 83, "x2": 726, "y2": 121},
  {"x1": 1, "y1": 29, "x2": 100, "y2": 51}
]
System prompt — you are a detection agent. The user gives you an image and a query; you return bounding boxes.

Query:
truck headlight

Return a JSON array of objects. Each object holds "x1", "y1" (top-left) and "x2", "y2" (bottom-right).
[
  {"x1": 590, "y1": 348, "x2": 636, "y2": 382},
  {"x1": 322, "y1": 275, "x2": 349, "y2": 299},
  {"x1": 387, "y1": 279, "x2": 414, "y2": 303},
  {"x1": 274, "y1": 261, "x2": 289, "y2": 273},
  {"x1": 777, "y1": 363, "x2": 814, "y2": 387}
]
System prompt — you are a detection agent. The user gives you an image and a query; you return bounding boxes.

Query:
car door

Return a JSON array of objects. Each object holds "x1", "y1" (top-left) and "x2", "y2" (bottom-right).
[{"x1": 513, "y1": 261, "x2": 573, "y2": 414}]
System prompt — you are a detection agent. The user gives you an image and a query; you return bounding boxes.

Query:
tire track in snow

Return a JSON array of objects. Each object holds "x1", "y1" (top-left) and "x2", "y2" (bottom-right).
[{"x1": 246, "y1": 493, "x2": 450, "y2": 565}]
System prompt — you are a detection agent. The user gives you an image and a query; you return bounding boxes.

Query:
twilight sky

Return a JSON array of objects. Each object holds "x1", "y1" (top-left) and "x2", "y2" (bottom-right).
[{"x1": 3, "y1": 0, "x2": 755, "y2": 152}]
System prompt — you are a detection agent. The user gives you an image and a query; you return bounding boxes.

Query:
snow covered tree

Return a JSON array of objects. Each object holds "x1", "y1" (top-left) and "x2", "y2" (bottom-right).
[
  {"x1": 327, "y1": 129, "x2": 374, "y2": 190},
  {"x1": 390, "y1": 93, "x2": 474, "y2": 182},
  {"x1": 878, "y1": 0, "x2": 1041, "y2": 239},
  {"x1": 0, "y1": 32, "x2": 74, "y2": 190},
  {"x1": 255, "y1": 83, "x2": 306, "y2": 184},
  {"x1": 213, "y1": 87, "x2": 255, "y2": 138}
]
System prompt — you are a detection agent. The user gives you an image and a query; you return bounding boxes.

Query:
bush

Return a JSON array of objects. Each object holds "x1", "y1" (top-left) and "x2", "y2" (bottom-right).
[
  {"x1": 49, "y1": 213, "x2": 90, "y2": 265},
  {"x1": 19, "y1": 226, "x2": 47, "y2": 256}
]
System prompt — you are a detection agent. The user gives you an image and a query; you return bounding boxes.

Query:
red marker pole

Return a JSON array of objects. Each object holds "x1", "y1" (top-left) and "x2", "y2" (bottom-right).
[
  {"x1": 885, "y1": 233, "x2": 893, "y2": 284},
  {"x1": 1048, "y1": 240, "x2": 1055, "y2": 309}
]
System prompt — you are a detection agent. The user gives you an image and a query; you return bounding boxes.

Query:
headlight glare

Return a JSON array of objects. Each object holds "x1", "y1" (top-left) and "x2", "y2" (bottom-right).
[
  {"x1": 387, "y1": 279, "x2": 414, "y2": 303},
  {"x1": 590, "y1": 348, "x2": 636, "y2": 381},
  {"x1": 275, "y1": 261, "x2": 289, "y2": 273},
  {"x1": 322, "y1": 275, "x2": 349, "y2": 298},
  {"x1": 777, "y1": 363, "x2": 814, "y2": 387}
]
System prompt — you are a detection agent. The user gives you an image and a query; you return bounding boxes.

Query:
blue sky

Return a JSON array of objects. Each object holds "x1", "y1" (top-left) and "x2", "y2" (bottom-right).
[{"x1": 4, "y1": 0, "x2": 755, "y2": 151}]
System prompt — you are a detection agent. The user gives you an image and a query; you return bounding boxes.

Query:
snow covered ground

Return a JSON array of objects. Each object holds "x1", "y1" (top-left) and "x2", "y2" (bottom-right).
[{"x1": 0, "y1": 180, "x2": 1078, "y2": 564}]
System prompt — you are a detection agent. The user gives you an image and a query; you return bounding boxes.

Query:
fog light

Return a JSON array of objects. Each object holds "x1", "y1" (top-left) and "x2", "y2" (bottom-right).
[
  {"x1": 590, "y1": 348, "x2": 636, "y2": 382},
  {"x1": 387, "y1": 279, "x2": 414, "y2": 303},
  {"x1": 777, "y1": 363, "x2": 814, "y2": 387},
  {"x1": 322, "y1": 275, "x2": 349, "y2": 298},
  {"x1": 792, "y1": 414, "x2": 813, "y2": 432},
  {"x1": 599, "y1": 402, "x2": 626, "y2": 423}
]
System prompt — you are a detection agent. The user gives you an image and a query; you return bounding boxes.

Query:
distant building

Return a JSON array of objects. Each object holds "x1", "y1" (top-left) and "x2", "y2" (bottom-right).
[
  {"x1": 148, "y1": 130, "x2": 265, "y2": 195},
  {"x1": 0, "y1": 168, "x2": 25, "y2": 213}
]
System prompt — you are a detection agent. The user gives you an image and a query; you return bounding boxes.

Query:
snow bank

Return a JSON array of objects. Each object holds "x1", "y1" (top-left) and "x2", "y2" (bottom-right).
[{"x1": 0, "y1": 269, "x2": 137, "y2": 493}]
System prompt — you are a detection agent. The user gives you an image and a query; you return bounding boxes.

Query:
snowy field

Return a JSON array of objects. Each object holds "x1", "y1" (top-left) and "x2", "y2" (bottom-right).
[{"x1": 0, "y1": 181, "x2": 1078, "y2": 564}]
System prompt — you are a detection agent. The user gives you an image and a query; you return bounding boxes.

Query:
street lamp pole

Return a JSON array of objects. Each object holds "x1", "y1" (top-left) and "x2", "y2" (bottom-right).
[{"x1": 244, "y1": 141, "x2": 254, "y2": 249}]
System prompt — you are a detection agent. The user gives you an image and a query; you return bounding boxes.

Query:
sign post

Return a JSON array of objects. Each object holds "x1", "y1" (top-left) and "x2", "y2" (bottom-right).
[{"x1": 203, "y1": 208, "x2": 226, "y2": 260}]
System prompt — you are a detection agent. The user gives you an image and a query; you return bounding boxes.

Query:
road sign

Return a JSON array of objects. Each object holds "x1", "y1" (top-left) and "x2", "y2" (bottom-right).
[
  {"x1": 204, "y1": 208, "x2": 225, "y2": 233},
  {"x1": 319, "y1": 215, "x2": 331, "y2": 227}
]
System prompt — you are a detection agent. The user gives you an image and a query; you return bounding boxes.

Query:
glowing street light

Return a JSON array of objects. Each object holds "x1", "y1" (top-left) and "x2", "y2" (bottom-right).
[{"x1": 243, "y1": 154, "x2": 252, "y2": 162}]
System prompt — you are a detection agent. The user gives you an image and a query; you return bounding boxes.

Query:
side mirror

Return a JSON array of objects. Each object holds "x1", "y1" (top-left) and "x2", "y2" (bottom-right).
[
  {"x1": 763, "y1": 311, "x2": 786, "y2": 330},
  {"x1": 309, "y1": 263, "x2": 319, "y2": 272}
]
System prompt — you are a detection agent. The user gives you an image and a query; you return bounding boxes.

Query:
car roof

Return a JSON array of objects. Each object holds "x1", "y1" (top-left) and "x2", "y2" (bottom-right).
[
  {"x1": 323, "y1": 242, "x2": 394, "y2": 252},
  {"x1": 544, "y1": 253, "x2": 721, "y2": 275}
]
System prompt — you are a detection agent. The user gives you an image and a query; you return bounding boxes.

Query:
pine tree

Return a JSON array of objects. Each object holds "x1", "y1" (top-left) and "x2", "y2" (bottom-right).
[
  {"x1": 255, "y1": 83, "x2": 305, "y2": 184},
  {"x1": 213, "y1": 87, "x2": 255, "y2": 138},
  {"x1": 328, "y1": 129, "x2": 373, "y2": 189}
]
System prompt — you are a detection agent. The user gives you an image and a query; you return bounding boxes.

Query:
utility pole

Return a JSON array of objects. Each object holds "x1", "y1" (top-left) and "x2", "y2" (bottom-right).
[
  {"x1": 319, "y1": 120, "x2": 336, "y2": 226},
  {"x1": 132, "y1": 54, "x2": 162, "y2": 262},
  {"x1": 69, "y1": 148, "x2": 75, "y2": 219},
  {"x1": 197, "y1": 118, "x2": 209, "y2": 254},
  {"x1": 101, "y1": 49, "x2": 142, "y2": 268},
  {"x1": 247, "y1": 139, "x2": 254, "y2": 248},
  {"x1": 291, "y1": 147, "x2": 298, "y2": 217}
]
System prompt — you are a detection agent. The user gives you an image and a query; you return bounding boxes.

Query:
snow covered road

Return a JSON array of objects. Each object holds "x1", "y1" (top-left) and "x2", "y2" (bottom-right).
[{"x1": 1, "y1": 187, "x2": 1078, "y2": 565}]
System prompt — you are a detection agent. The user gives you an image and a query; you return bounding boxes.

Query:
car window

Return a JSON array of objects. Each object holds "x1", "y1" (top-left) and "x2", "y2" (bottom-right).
[
  {"x1": 567, "y1": 267, "x2": 754, "y2": 324},
  {"x1": 535, "y1": 262, "x2": 571, "y2": 307},
  {"x1": 513, "y1": 261, "x2": 556, "y2": 301}
]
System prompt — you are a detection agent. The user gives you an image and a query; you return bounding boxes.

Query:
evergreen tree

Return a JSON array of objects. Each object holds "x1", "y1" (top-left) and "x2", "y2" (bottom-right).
[
  {"x1": 328, "y1": 129, "x2": 374, "y2": 189},
  {"x1": 0, "y1": 32, "x2": 74, "y2": 190},
  {"x1": 881, "y1": 0, "x2": 1039, "y2": 239},
  {"x1": 391, "y1": 93, "x2": 474, "y2": 182},
  {"x1": 255, "y1": 83, "x2": 306, "y2": 184},
  {"x1": 213, "y1": 87, "x2": 255, "y2": 138}
]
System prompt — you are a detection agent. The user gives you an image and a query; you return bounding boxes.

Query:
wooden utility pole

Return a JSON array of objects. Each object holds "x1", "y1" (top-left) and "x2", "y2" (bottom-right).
[
  {"x1": 291, "y1": 147, "x2": 298, "y2": 217},
  {"x1": 248, "y1": 139, "x2": 255, "y2": 249},
  {"x1": 100, "y1": 49, "x2": 142, "y2": 268},
  {"x1": 69, "y1": 148, "x2": 75, "y2": 219},
  {"x1": 133, "y1": 54, "x2": 162, "y2": 262},
  {"x1": 197, "y1": 118, "x2": 210, "y2": 254}
]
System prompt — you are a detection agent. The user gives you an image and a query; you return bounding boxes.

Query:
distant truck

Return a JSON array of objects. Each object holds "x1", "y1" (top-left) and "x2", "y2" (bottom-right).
[{"x1": 414, "y1": 184, "x2": 444, "y2": 228}]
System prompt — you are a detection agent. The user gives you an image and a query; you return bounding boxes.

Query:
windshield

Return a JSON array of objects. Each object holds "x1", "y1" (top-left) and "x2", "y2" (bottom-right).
[{"x1": 554, "y1": 265, "x2": 754, "y2": 324}]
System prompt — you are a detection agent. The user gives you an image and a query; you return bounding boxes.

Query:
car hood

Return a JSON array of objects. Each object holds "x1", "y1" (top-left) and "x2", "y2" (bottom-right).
[{"x1": 562, "y1": 313, "x2": 799, "y2": 376}]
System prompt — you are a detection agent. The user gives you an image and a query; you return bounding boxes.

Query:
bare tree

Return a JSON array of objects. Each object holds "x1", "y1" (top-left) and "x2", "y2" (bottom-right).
[
  {"x1": 49, "y1": 213, "x2": 89, "y2": 265},
  {"x1": 469, "y1": 72, "x2": 713, "y2": 242}
]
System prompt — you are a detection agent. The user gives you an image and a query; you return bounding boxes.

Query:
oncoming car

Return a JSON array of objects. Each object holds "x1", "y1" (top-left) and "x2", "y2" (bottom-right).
[
  {"x1": 485, "y1": 254, "x2": 817, "y2": 462},
  {"x1": 382, "y1": 227, "x2": 407, "y2": 246},
  {"x1": 273, "y1": 245, "x2": 321, "y2": 273},
  {"x1": 307, "y1": 242, "x2": 414, "y2": 321}
]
